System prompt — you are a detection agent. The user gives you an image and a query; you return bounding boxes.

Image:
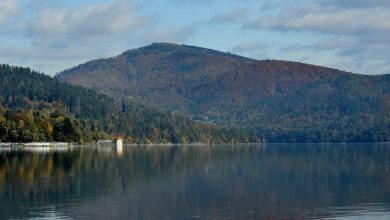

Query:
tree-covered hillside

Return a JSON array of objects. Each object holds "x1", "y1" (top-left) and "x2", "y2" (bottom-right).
[
  {"x1": 0, "y1": 64, "x2": 250, "y2": 143},
  {"x1": 56, "y1": 43, "x2": 390, "y2": 142}
]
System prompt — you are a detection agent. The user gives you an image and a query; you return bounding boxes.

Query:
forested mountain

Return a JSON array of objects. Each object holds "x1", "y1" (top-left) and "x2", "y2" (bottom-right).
[
  {"x1": 0, "y1": 64, "x2": 250, "y2": 143},
  {"x1": 56, "y1": 43, "x2": 390, "y2": 142}
]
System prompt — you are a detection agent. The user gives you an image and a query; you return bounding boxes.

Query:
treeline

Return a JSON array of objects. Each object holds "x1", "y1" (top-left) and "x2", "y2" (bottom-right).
[
  {"x1": 0, "y1": 108, "x2": 85, "y2": 143},
  {"x1": 244, "y1": 74, "x2": 390, "y2": 143},
  {"x1": 251, "y1": 123, "x2": 390, "y2": 143},
  {"x1": 0, "y1": 64, "x2": 251, "y2": 144}
]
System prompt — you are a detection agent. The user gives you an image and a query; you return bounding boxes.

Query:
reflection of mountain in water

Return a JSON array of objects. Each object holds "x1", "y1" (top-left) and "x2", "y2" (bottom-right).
[{"x1": 1, "y1": 144, "x2": 390, "y2": 219}]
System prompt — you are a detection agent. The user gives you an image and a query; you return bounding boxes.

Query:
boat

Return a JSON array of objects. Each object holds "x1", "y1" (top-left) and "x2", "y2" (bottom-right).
[
  {"x1": 98, "y1": 140, "x2": 113, "y2": 144},
  {"x1": 0, "y1": 142, "x2": 11, "y2": 147},
  {"x1": 23, "y1": 142, "x2": 51, "y2": 147},
  {"x1": 23, "y1": 142, "x2": 70, "y2": 152},
  {"x1": 54, "y1": 142, "x2": 69, "y2": 147},
  {"x1": 98, "y1": 140, "x2": 114, "y2": 147},
  {"x1": 23, "y1": 146, "x2": 52, "y2": 152}
]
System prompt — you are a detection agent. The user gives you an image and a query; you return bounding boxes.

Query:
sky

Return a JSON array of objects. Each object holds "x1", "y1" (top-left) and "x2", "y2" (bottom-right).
[{"x1": 0, "y1": 0, "x2": 389, "y2": 75}]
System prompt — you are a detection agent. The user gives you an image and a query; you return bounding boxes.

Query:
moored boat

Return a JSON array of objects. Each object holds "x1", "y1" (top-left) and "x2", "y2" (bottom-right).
[
  {"x1": 0, "y1": 142, "x2": 11, "y2": 147},
  {"x1": 54, "y1": 142, "x2": 69, "y2": 147},
  {"x1": 23, "y1": 142, "x2": 51, "y2": 147}
]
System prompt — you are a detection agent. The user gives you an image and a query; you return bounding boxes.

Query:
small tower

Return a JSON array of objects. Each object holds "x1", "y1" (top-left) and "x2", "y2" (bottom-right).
[
  {"x1": 115, "y1": 136, "x2": 123, "y2": 156},
  {"x1": 115, "y1": 137, "x2": 123, "y2": 149}
]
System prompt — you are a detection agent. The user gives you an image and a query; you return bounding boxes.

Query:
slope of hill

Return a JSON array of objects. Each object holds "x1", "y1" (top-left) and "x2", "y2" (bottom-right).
[
  {"x1": 56, "y1": 43, "x2": 390, "y2": 142},
  {"x1": 0, "y1": 64, "x2": 250, "y2": 143}
]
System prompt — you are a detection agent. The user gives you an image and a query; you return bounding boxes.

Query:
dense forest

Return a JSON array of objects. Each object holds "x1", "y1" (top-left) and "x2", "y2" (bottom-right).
[
  {"x1": 57, "y1": 43, "x2": 390, "y2": 143},
  {"x1": 0, "y1": 64, "x2": 251, "y2": 144}
]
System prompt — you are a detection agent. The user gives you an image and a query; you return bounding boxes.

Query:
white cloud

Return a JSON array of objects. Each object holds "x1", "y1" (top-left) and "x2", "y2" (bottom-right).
[
  {"x1": 0, "y1": 1, "x2": 197, "y2": 75},
  {"x1": 245, "y1": 0, "x2": 390, "y2": 74},
  {"x1": 251, "y1": 7, "x2": 390, "y2": 36},
  {"x1": 2, "y1": 0, "x2": 388, "y2": 76},
  {"x1": 25, "y1": 2, "x2": 146, "y2": 42},
  {"x1": 319, "y1": 0, "x2": 390, "y2": 8},
  {"x1": 252, "y1": 0, "x2": 390, "y2": 36}
]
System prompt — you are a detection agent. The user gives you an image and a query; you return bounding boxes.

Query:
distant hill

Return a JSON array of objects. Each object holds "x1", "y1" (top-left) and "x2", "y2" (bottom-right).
[
  {"x1": 0, "y1": 64, "x2": 249, "y2": 144},
  {"x1": 56, "y1": 43, "x2": 390, "y2": 142}
]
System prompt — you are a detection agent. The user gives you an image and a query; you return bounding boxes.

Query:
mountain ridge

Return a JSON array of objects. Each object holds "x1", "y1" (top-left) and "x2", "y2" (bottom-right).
[{"x1": 56, "y1": 43, "x2": 390, "y2": 142}]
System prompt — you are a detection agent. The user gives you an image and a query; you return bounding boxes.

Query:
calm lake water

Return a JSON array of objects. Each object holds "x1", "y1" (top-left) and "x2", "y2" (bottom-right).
[{"x1": 1, "y1": 143, "x2": 390, "y2": 220}]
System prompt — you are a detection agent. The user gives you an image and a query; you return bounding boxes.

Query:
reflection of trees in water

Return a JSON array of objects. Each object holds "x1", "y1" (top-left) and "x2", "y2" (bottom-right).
[{"x1": 1, "y1": 144, "x2": 390, "y2": 219}]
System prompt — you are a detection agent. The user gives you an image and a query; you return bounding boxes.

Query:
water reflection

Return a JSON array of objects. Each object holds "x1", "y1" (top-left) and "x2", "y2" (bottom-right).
[{"x1": 0, "y1": 144, "x2": 390, "y2": 219}]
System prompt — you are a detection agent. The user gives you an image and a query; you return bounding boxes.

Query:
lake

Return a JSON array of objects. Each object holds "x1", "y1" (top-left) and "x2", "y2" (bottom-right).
[{"x1": 1, "y1": 143, "x2": 390, "y2": 219}]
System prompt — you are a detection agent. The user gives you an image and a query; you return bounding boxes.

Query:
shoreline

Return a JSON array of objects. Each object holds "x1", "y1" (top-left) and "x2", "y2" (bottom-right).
[{"x1": 2, "y1": 141, "x2": 389, "y2": 148}]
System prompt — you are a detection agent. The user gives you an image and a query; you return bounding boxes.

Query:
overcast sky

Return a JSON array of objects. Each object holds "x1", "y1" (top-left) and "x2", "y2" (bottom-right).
[{"x1": 0, "y1": 0, "x2": 389, "y2": 75}]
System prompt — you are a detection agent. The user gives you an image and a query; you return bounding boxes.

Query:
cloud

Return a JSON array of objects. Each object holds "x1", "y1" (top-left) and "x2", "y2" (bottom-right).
[
  {"x1": 319, "y1": 0, "x2": 390, "y2": 8},
  {"x1": 248, "y1": 6, "x2": 390, "y2": 36},
  {"x1": 210, "y1": 8, "x2": 248, "y2": 23},
  {"x1": 0, "y1": 0, "x2": 198, "y2": 75},
  {"x1": 0, "y1": 0, "x2": 19, "y2": 25},
  {"x1": 244, "y1": 0, "x2": 390, "y2": 74},
  {"x1": 1, "y1": 0, "x2": 388, "y2": 76},
  {"x1": 315, "y1": 37, "x2": 390, "y2": 60},
  {"x1": 21, "y1": 1, "x2": 196, "y2": 50},
  {"x1": 24, "y1": 2, "x2": 148, "y2": 43}
]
